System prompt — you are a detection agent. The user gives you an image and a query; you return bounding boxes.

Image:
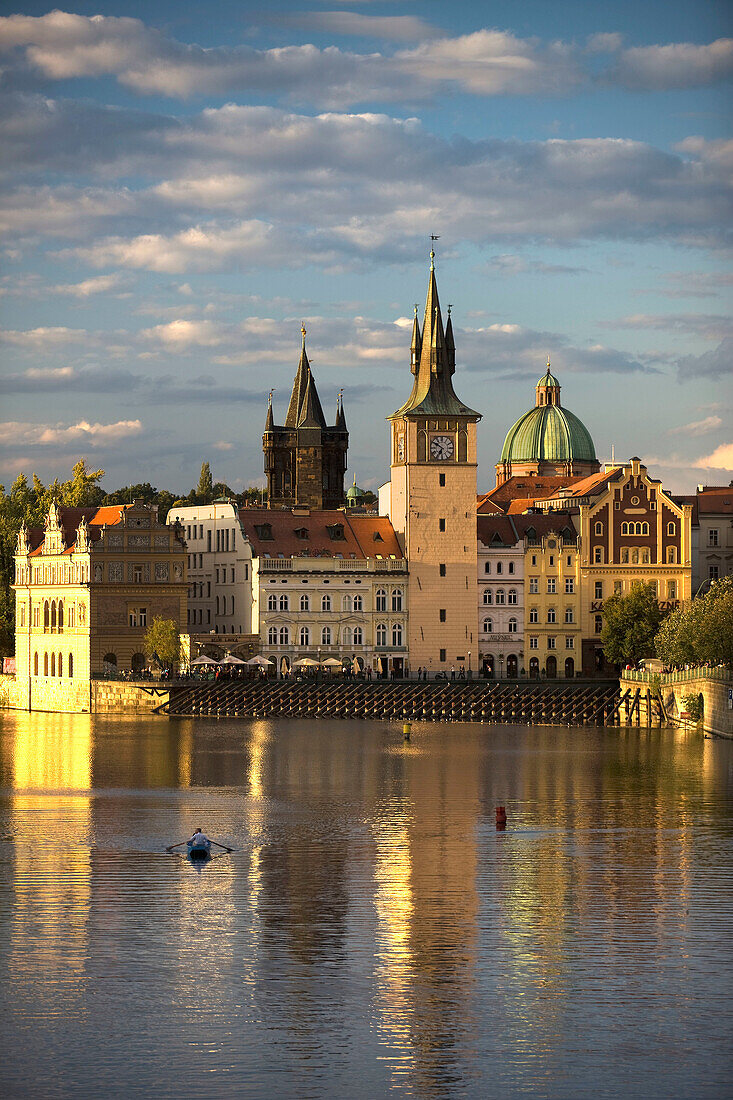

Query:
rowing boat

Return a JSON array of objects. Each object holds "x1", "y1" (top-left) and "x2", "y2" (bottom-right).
[{"x1": 187, "y1": 839, "x2": 211, "y2": 860}]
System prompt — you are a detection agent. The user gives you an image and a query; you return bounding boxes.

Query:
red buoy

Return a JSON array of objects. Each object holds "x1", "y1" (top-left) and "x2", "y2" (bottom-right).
[{"x1": 496, "y1": 805, "x2": 507, "y2": 829}]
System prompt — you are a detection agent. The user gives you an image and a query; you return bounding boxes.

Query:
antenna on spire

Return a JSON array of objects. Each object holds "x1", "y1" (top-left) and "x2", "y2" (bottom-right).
[
  {"x1": 337, "y1": 387, "x2": 343, "y2": 410},
  {"x1": 547, "y1": 355, "x2": 551, "y2": 369},
  {"x1": 430, "y1": 234, "x2": 440, "y2": 270},
  {"x1": 611, "y1": 442, "x2": 615, "y2": 464},
  {"x1": 301, "y1": 323, "x2": 307, "y2": 342},
  {"x1": 447, "y1": 303, "x2": 453, "y2": 317},
  {"x1": 268, "y1": 388, "x2": 273, "y2": 408},
  {"x1": 414, "y1": 303, "x2": 419, "y2": 317}
]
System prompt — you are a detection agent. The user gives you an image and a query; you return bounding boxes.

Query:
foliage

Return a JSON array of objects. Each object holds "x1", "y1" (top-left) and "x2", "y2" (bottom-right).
[
  {"x1": 196, "y1": 461, "x2": 213, "y2": 503},
  {"x1": 600, "y1": 582, "x2": 665, "y2": 667},
  {"x1": 61, "y1": 460, "x2": 106, "y2": 507},
  {"x1": 681, "y1": 692, "x2": 704, "y2": 722},
  {"x1": 143, "y1": 617, "x2": 182, "y2": 669},
  {"x1": 655, "y1": 576, "x2": 733, "y2": 667}
]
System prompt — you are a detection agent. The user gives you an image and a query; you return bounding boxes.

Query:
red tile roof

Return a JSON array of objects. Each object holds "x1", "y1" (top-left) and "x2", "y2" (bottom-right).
[
  {"x1": 238, "y1": 509, "x2": 404, "y2": 559},
  {"x1": 479, "y1": 475, "x2": 586, "y2": 513}
]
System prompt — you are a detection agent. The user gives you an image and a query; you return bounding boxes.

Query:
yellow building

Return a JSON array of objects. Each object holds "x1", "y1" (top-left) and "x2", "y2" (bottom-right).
[
  {"x1": 13, "y1": 501, "x2": 187, "y2": 712},
  {"x1": 380, "y1": 251, "x2": 481, "y2": 672},
  {"x1": 522, "y1": 517, "x2": 582, "y2": 679}
]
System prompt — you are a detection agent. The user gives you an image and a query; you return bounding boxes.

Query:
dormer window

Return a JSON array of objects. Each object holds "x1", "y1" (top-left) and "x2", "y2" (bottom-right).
[
  {"x1": 327, "y1": 524, "x2": 345, "y2": 541},
  {"x1": 254, "y1": 523, "x2": 273, "y2": 540},
  {"x1": 373, "y1": 532, "x2": 384, "y2": 542},
  {"x1": 294, "y1": 527, "x2": 309, "y2": 540}
]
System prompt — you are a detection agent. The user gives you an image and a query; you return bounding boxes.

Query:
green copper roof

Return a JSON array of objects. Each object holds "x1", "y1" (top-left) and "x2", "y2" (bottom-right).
[
  {"x1": 537, "y1": 368, "x2": 560, "y2": 388},
  {"x1": 500, "y1": 404, "x2": 597, "y2": 463}
]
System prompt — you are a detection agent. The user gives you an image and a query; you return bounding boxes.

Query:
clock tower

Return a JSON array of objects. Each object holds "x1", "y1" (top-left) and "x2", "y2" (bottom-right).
[{"x1": 384, "y1": 250, "x2": 481, "y2": 672}]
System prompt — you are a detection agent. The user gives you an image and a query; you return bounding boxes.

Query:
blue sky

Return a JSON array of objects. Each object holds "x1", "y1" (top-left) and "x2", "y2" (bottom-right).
[{"x1": 1, "y1": 1, "x2": 731, "y2": 495}]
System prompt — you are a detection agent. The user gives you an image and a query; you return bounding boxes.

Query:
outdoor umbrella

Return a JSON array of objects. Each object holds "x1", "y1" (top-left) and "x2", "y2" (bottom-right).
[
  {"x1": 321, "y1": 658, "x2": 342, "y2": 668},
  {"x1": 246, "y1": 655, "x2": 274, "y2": 667},
  {"x1": 191, "y1": 655, "x2": 218, "y2": 665},
  {"x1": 293, "y1": 657, "x2": 319, "y2": 668},
  {"x1": 220, "y1": 654, "x2": 247, "y2": 665},
  {"x1": 352, "y1": 658, "x2": 361, "y2": 674}
]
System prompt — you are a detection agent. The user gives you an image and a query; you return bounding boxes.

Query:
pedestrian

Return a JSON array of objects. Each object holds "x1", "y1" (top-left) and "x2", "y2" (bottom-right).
[{"x1": 450, "y1": 665, "x2": 455, "y2": 680}]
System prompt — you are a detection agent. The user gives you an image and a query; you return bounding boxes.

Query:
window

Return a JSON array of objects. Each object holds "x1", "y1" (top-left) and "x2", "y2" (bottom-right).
[
  {"x1": 529, "y1": 577, "x2": 539, "y2": 594},
  {"x1": 547, "y1": 579, "x2": 556, "y2": 594},
  {"x1": 614, "y1": 581, "x2": 622, "y2": 595},
  {"x1": 33, "y1": 652, "x2": 38, "y2": 676},
  {"x1": 483, "y1": 589, "x2": 492, "y2": 605},
  {"x1": 133, "y1": 565, "x2": 143, "y2": 583},
  {"x1": 508, "y1": 589, "x2": 517, "y2": 605},
  {"x1": 439, "y1": 564, "x2": 446, "y2": 577},
  {"x1": 439, "y1": 609, "x2": 446, "y2": 622},
  {"x1": 496, "y1": 589, "x2": 505, "y2": 605},
  {"x1": 594, "y1": 548, "x2": 603, "y2": 564},
  {"x1": 268, "y1": 626, "x2": 278, "y2": 645},
  {"x1": 484, "y1": 563, "x2": 491, "y2": 574},
  {"x1": 268, "y1": 594, "x2": 277, "y2": 611},
  {"x1": 68, "y1": 653, "x2": 73, "y2": 677},
  {"x1": 529, "y1": 636, "x2": 538, "y2": 650},
  {"x1": 439, "y1": 518, "x2": 446, "y2": 532},
  {"x1": 439, "y1": 473, "x2": 446, "y2": 487},
  {"x1": 667, "y1": 546, "x2": 677, "y2": 564},
  {"x1": 667, "y1": 521, "x2": 676, "y2": 536},
  {"x1": 547, "y1": 608, "x2": 556, "y2": 624},
  {"x1": 565, "y1": 636, "x2": 574, "y2": 649},
  {"x1": 508, "y1": 617, "x2": 517, "y2": 634},
  {"x1": 709, "y1": 529, "x2": 719, "y2": 547},
  {"x1": 529, "y1": 608, "x2": 538, "y2": 623},
  {"x1": 375, "y1": 589, "x2": 387, "y2": 612},
  {"x1": 483, "y1": 617, "x2": 493, "y2": 634},
  {"x1": 279, "y1": 595, "x2": 289, "y2": 611},
  {"x1": 300, "y1": 594, "x2": 309, "y2": 612},
  {"x1": 321, "y1": 627, "x2": 331, "y2": 645},
  {"x1": 621, "y1": 548, "x2": 629, "y2": 564},
  {"x1": 508, "y1": 562, "x2": 515, "y2": 575},
  {"x1": 129, "y1": 607, "x2": 147, "y2": 627},
  {"x1": 565, "y1": 577, "x2": 574, "y2": 593},
  {"x1": 547, "y1": 637, "x2": 556, "y2": 650},
  {"x1": 594, "y1": 521, "x2": 603, "y2": 536},
  {"x1": 439, "y1": 648, "x2": 446, "y2": 662},
  {"x1": 392, "y1": 589, "x2": 403, "y2": 611},
  {"x1": 594, "y1": 615, "x2": 603, "y2": 634},
  {"x1": 353, "y1": 594, "x2": 363, "y2": 612},
  {"x1": 667, "y1": 581, "x2": 677, "y2": 600},
  {"x1": 496, "y1": 562, "x2": 503, "y2": 575},
  {"x1": 641, "y1": 549, "x2": 650, "y2": 564},
  {"x1": 376, "y1": 623, "x2": 387, "y2": 646},
  {"x1": 299, "y1": 626, "x2": 310, "y2": 647},
  {"x1": 392, "y1": 623, "x2": 402, "y2": 647},
  {"x1": 548, "y1": 556, "x2": 554, "y2": 567},
  {"x1": 709, "y1": 565, "x2": 719, "y2": 581},
  {"x1": 327, "y1": 523, "x2": 345, "y2": 541},
  {"x1": 565, "y1": 608, "x2": 574, "y2": 623},
  {"x1": 322, "y1": 594, "x2": 331, "y2": 612},
  {"x1": 595, "y1": 581, "x2": 603, "y2": 599},
  {"x1": 44, "y1": 652, "x2": 48, "y2": 676}
]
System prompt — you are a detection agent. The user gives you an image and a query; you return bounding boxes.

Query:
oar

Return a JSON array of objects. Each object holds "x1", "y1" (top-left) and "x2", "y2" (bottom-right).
[
  {"x1": 166, "y1": 840, "x2": 189, "y2": 852},
  {"x1": 209, "y1": 840, "x2": 234, "y2": 852}
]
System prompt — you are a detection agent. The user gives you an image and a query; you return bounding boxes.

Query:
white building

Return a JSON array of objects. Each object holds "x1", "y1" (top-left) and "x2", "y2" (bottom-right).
[
  {"x1": 166, "y1": 500, "x2": 253, "y2": 637},
  {"x1": 477, "y1": 515, "x2": 524, "y2": 678}
]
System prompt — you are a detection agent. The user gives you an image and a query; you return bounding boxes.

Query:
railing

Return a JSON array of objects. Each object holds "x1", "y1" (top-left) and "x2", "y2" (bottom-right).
[
  {"x1": 258, "y1": 557, "x2": 406, "y2": 574},
  {"x1": 621, "y1": 665, "x2": 731, "y2": 685}
]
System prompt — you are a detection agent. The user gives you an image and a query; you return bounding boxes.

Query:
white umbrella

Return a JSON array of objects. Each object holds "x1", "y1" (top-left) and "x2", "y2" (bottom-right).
[
  {"x1": 352, "y1": 658, "x2": 361, "y2": 674},
  {"x1": 246, "y1": 655, "x2": 274, "y2": 667},
  {"x1": 293, "y1": 657, "x2": 319, "y2": 668},
  {"x1": 191, "y1": 655, "x2": 218, "y2": 665},
  {"x1": 220, "y1": 654, "x2": 247, "y2": 665},
  {"x1": 321, "y1": 657, "x2": 343, "y2": 667}
]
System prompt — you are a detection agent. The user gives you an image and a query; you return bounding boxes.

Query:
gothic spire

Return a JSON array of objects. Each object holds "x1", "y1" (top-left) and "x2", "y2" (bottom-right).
[
  {"x1": 264, "y1": 388, "x2": 274, "y2": 431},
  {"x1": 336, "y1": 388, "x2": 347, "y2": 429},
  {"x1": 410, "y1": 303, "x2": 422, "y2": 375}
]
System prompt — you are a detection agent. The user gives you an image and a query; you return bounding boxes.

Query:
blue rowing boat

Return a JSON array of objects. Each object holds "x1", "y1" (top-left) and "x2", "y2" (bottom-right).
[{"x1": 187, "y1": 838, "x2": 211, "y2": 860}]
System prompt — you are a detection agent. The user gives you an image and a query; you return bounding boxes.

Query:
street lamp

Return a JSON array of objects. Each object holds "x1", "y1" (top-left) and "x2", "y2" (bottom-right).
[
  {"x1": 468, "y1": 651, "x2": 472, "y2": 680},
  {"x1": 499, "y1": 654, "x2": 504, "y2": 680}
]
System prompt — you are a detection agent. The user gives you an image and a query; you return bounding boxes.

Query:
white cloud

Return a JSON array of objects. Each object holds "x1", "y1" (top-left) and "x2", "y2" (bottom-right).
[
  {"x1": 50, "y1": 273, "x2": 127, "y2": 297},
  {"x1": 1, "y1": 419, "x2": 143, "y2": 446},
  {"x1": 0, "y1": 326, "x2": 87, "y2": 347},
  {"x1": 614, "y1": 38, "x2": 733, "y2": 90},
  {"x1": 669, "y1": 415, "x2": 723, "y2": 436},
  {"x1": 288, "y1": 12, "x2": 440, "y2": 42},
  {"x1": 697, "y1": 442, "x2": 733, "y2": 471}
]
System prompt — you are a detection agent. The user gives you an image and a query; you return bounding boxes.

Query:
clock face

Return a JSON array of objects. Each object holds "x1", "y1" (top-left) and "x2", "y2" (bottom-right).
[{"x1": 430, "y1": 435, "x2": 454, "y2": 461}]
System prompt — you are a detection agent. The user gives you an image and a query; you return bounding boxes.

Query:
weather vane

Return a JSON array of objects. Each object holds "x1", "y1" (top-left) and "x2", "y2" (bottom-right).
[
  {"x1": 430, "y1": 234, "x2": 440, "y2": 270},
  {"x1": 301, "y1": 322, "x2": 307, "y2": 340},
  {"x1": 268, "y1": 388, "x2": 273, "y2": 407}
]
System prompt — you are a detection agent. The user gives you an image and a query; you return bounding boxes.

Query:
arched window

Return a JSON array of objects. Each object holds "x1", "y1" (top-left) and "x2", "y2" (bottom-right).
[
  {"x1": 353, "y1": 627, "x2": 363, "y2": 645},
  {"x1": 508, "y1": 562, "x2": 515, "y2": 575},
  {"x1": 484, "y1": 563, "x2": 491, "y2": 575},
  {"x1": 215, "y1": 596, "x2": 219, "y2": 614},
  {"x1": 279, "y1": 626, "x2": 289, "y2": 645},
  {"x1": 268, "y1": 594, "x2": 277, "y2": 611},
  {"x1": 392, "y1": 623, "x2": 402, "y2": 647},
  {"x1": 391, "y1": 589, "x2": 403, "y2": 611},
  {"x1": 44, "y1": 652, "x2": 48, "y2": 676},
  {"x1": 621, "y1": 548, "x2": 629, "y2": 563},
  {"x1": 51, "y1": 601, "x2": 57, "y2": 630},
  {"x1": 58, "y1": 652, "x2": 63, "y2": 677},
  {"x1": 279, "y1": 594, "x2": 289, "y2": 611},
  {"x1": 667, "y1": 521, "x2": 676, "y2": 535},
  {"x1": 299, "y1": 626, "x2": 309, "y2": 647},
  {"x1": 483, "y1": 617, "x2": 493, "y2": 634},
  {"x1": 58, "y1": 601, "x2": 64, "y2": 631},
  {"x1": 495, "y1": 589, "x2": 505, "y2": 605},
  {"x1": 565, "y1": 607, "x2": 574, "y2": 623},
  {"x1": 322, "y1": 594, "x2": 331, "y2": 612},
  {"x1": 342, "y1": 626, "x2": 352, "y2": 647},
  {"x1": 621, "y1": 522, "x2": 629, "y2": 535},
  {"x1": 33, "y1": 652, "x2": 38, "y2": 676},
  {"x1": 547, "y1": 608, "x2": 556, "y2": 623},
  {"x1": 594, "y1": 548, "x2": 603, "y2": 564},
  {"x1": 321, "y1": 626, "x2": 331, "y2": 645},
  {"x1": 508, "y1": 617, "x2": 517, "y2": 634},
  {"x1": 44, "y1": 601, "x2": 49, "y2": 632},
  {"x1": 529, "y1": 608, "x2": 538, "y2": 623},
  {"x1": 375, "y1": 588, "x2": 387, "y2": 611},
  {"x1": 376, "y1": 623, "x2": 387, "y2": 646},
  {"x1": 342, "y1": 595, "x2": 351, "y2": 612},
  {"x1": 51, "y1": 652, "x2": 56, "y2": 676},
  {"x1": 68, "y1": 653, "x2": 73, "y2": 677},
  {"x1": 508, "y1": 589, "x2": 517, "y2": 605},
  {"x1": 594, "y1": 521, "x2": 603, "y2": 535},
  {"x1": 642, "y1": 522, "x2": 649, "y2": 535},
  {"x1": 300, "y1": 594, "x2": 310, "y2": 612},
  {"x1": 353, "y1": 594, "x2": 363, "y2": 612},
  {"x1": 496, "y1": 562, "x2": 503, "y2": 575},
  {"x1": 667, "y1": 546, "x2": 676, "y2": 564},
  {"x1": 268, "y1": 626, "x2": 278, "y2": 645},
  {"x1": 483, "y1": 589, "x2": 492, "y2": 605},
  {"x1": 641, "y1": 548, "x2": 650, "y2": 564}
]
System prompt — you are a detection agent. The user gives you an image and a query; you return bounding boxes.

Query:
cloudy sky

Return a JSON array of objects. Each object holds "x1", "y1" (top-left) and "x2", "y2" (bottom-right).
[{"x1": 1, "y1": 1, "x2": 731, "y2": 496}]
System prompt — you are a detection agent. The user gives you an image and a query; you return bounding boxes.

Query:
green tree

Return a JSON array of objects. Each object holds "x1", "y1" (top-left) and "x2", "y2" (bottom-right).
[
  {"x1": 196, "y1": 462, "x2": 213, "y2": 503},
  {"x1": 60, "y1": 459, "x2": 105, "y2": 507},
  {"x1": 601, "y1": 582, "x2": 665, "y2": 667},
  {"x1": 143, "y1": 617, "x2": 182, "y2": 670},
  {"x1": 655, "y1": 576, "x2": 733, "y2": 667}
]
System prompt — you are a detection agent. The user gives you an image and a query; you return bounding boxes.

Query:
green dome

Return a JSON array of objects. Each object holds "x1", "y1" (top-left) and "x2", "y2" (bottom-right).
[
  {"x1": 500, "y1": 404, "x2": 597, "y2": 464},
  {"x1": 537, "y1": 368, "x2": 560, "y2": 388}
]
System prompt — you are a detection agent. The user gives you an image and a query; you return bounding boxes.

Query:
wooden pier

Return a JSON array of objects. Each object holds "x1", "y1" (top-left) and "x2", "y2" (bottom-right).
[{"x1": 155, "y1": 678, "x2": 649, "y2": 725}]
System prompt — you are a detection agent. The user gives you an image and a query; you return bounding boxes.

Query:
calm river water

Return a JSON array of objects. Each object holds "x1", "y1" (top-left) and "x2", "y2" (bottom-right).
[{"x1": 0, "y1": 713, "x2": 731, "y2": 1099}]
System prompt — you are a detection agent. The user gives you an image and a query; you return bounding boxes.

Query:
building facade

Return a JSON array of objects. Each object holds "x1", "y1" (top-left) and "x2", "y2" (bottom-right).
[
  {"x1": 477, "y1": 516, "x2": 524, "y2": 678},
  {"x1": 380, "y1": 252, "x2": 481, "y2": 673},
  {"x1": 263, "y1": 328, "x2": 348, "y2": 509},
  {"x1": 13, "y1": 501, "x2": 187, "y2": 711}
]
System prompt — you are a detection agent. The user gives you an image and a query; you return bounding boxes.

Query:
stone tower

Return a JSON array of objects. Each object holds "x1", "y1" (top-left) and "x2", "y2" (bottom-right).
[
  {"x1": 384, "y1": 250, "x2": 482, "y2": 673},
  {"x1": 263, "y1": 328, "x2": 348, "y2": 509}
]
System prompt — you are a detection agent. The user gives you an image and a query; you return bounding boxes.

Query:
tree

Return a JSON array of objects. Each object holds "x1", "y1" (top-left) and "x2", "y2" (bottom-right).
[
  {"x1": 61, "y1": 459, "x2": 105, "y2": 507},
  {"x1": 143, "y1": 617, "x2": 182, "y2": 670},
  {"x1": 601, "y1": 582, "x2": 665, "y2": 667},
  {"x1": 655, "y1": 576, "x2": 733, "y2": 667},
  {"x1": 196, "y1": 462, "x2": 213, "y2": 503}
]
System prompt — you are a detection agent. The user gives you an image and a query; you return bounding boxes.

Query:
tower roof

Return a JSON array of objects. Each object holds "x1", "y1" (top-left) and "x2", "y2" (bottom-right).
[
  {"x1": 284, "y1": 326, "x2": 327, "y2": 429},
  {"x1": 501, "y1": 366, "x2": 596, "y2": 464},
  {"x1": 390, "y1": 251, "x2": 480, "y2": 420}
]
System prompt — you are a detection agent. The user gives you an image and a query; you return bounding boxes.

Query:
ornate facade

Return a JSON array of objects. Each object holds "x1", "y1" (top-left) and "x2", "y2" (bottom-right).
[{"x1": 263, "y1": 328, "x2": 348, "y2": 509}]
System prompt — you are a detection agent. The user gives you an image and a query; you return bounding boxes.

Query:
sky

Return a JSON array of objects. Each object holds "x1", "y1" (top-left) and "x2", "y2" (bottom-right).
[{"x1": 0, "y1": 0, "x2": 731, "y2": 497}]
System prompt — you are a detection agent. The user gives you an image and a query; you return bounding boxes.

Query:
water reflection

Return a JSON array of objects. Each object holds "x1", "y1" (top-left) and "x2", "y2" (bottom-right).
[{"x1": 0, "y1": 714, "x2": 731, "y2": 1100}]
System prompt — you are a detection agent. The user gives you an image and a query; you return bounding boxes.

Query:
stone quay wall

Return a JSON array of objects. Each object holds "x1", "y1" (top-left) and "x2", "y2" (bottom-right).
[
  {"x1": 1, "y1": 675, "x2": 170, "y2": 714},
  {"x1": 621, "y1": 668, "x2": 733, "y2": 739}
]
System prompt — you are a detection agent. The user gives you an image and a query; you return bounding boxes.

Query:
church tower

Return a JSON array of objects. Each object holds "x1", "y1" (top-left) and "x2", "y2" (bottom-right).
[
  {"x1": 263, "y1": 327, "x2": 348, "y2": 509},
  {"x1": 384, "y1": 250, "x2": 482, "y2": 672}
]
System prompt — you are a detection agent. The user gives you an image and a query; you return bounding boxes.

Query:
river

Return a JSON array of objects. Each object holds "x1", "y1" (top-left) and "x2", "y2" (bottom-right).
[{"x1": 0, "y1": 712, "x2": 731, "y2": 1099}]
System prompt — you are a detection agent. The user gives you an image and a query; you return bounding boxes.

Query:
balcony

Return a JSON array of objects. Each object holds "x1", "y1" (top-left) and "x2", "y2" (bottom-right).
[{"x1": 258, "y1": 557, "x2": 406, "y2": 574}]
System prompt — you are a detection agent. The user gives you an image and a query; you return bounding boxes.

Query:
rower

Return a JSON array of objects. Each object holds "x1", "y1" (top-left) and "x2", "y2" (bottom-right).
[{"x1": 190, "y1": 827, "x2": 209, "y2": 846}]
